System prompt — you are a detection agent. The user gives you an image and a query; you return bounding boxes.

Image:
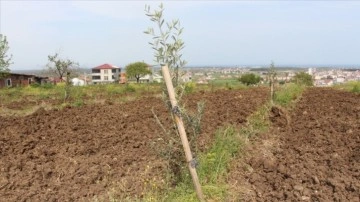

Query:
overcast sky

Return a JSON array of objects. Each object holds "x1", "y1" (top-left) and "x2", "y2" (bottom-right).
[{"x1": 1, "y1": 1, "x2": 360, "y2": 70}]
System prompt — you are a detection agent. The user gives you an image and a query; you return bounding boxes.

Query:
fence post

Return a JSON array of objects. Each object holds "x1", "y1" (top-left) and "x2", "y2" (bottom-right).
[{"x1": 161, "y1": 65, "x2": 205, "y2": 202}]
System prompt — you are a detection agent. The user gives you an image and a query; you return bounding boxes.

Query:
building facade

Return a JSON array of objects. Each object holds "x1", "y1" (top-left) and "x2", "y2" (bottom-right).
[
  {"x1": 91, "y1": 64, "x2": 121, "y2": 84},
  {"x1": 0, "y1": 73, "x2": 47, "y2": 88}
]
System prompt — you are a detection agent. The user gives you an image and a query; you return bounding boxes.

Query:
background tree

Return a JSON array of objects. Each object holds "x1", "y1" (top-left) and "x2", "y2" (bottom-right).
[
  {"x1": 47, "y1": 52, "x2": 78, "y2": 101},
  {"x1": 0, "y1": 34, "x2": 12, "y2": 78},
  {"x1": 239, "y1": 73, "x2": 261, "y2": 86},
  {"x1": 47, "y1": 52, "x2": 78, "y2": 81},
  {"x1": 293, "y1": 72, "x2": 313, "y2": 86},
  {"x1": 125, "y1": 62, "x2": 151, "y2": 83}
]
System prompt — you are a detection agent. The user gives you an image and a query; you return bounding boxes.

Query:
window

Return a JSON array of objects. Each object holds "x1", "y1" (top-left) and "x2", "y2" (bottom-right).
[
  {"x1": 112, "y1": 69, "x2": 117, "y2": 73},
  {"x1": 104, "y1": 69, "x2": 108, "y2": 74},
  {"x1": 6, "y1": 79, "x2": 12, "y2": 87},
  {"x1": 92, "y1": 69, "x2": 100, "y2": 73},
  {"x1": 92, "y1": 76, "x2": 100, "y2": 80},
  {"x1": 104, "y1": 76, "x2": 108, "y2": 81}
]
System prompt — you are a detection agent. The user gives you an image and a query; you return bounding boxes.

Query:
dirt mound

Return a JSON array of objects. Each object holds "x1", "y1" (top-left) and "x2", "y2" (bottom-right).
[
  {"x1": 0, "y1": 88, "x2": 268, "y2": 201},
  {"x1": 269, "y1": 106, "x2": 290, "y2": 129},
  {"x1": 232, "y1": 88, "x2": 360, "y2": 201}
]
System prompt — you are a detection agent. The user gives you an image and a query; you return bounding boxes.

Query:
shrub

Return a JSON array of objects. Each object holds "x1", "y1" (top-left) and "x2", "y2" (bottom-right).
[
  {"x1": 239, "y1": 73, "x2": 261, "y2": 86},
  {"x1": 184, "y1": 82, "x2": 196, "y2": 94},
  {"x1": 124, "y1": 84, "x2": 136, "y2": 93},
  {"x1": 292, "y1": 72, "x2": 313, "y2": 86}
]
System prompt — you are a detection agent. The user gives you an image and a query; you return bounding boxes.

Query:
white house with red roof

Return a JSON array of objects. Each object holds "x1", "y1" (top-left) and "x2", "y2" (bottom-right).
[{"x1": 91, "y1": 64, "x2": 121, "y2": 84}]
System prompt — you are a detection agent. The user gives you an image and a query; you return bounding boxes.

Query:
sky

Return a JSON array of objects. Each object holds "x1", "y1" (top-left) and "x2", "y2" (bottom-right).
[{"x1": 1, "y1": 0, "x2": 360, "y2": 70}]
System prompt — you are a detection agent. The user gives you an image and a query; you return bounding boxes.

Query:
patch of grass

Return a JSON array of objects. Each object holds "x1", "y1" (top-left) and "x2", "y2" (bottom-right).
[
  {"x1": 195, "y1": 80, "x2": 248, "y2": 92},
  {"x1": 240, "y1": 104, "x2": 271, "y2": 139},
  {"x1": 352, "y1": 83, "x2": 360, "y2": 93},
  {"x1": 334, "y1": 81, "x2": 360, "y2": 94},
  {"x1": 124, "y1": 83, "x2": 136, "y2": 93},
  {"x1": 274, "y1": 83, "x2": 305, "y2": 107},
  {"x1": 0, "y1": 83, "x2": 163, "y2": 113},
  {"x1": 157, "y1": 104, "x2": 271, "y2": 201},
  {"x1": 184, "y1": 82, "x2": 196, "y2": 94}
]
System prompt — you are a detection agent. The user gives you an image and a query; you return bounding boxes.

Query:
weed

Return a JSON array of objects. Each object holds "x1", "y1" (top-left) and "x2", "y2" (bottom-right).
[
  {"x1": 160, "y1": 126, "x2": 248, "y2": 201},
  {"x1": 352, "y1": 83, "x2": 360, "y2": 93},
  {"x1": 184, "y1": 82, "x2": 196, "y2": 94},
  {"x1": 124, "y1": 84, "x2": 136, "y2": 93},
  {"x1": 334, "y1": 81, "x2": 360, "y2": 94},
  {"x1": 72, "y1": 99, "x2": 84, "y2": 107}
]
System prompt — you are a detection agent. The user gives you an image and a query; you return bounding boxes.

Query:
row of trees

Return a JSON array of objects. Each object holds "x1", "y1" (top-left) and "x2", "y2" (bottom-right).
[{"x1": 239, "y1": 71, "x2": 313, "y2": 86}]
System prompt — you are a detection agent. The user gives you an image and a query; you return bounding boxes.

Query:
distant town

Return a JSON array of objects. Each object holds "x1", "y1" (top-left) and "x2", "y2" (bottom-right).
[
  {"x1": 8, "y1": 65, "x2": 360, "y2": 88},
  {"x1": 179, "y1": 66, "x2": 360, "y2": 86}
]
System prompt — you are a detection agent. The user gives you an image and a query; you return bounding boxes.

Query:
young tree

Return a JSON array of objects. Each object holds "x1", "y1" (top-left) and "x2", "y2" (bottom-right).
[
  {"x1": 0, "y1": 34, "x2": 12, "y2": 78},
  {"x1": 293, "y1": 72, "x2": 313, "y2": 86},
  {"x1": 46, "y1": 52, "x2": 78, "y2": 101},
  {"x1": 145, "y1": 4, "x2": 205, "y2": 201},
  {"x1": 268, "y1": 61, "x2": 277, "y2": 104},
  {"x1": 144, "y1": 3, "x2": 186, "y2": 88},
  {"x1": 125, "y1": 62, "x2": 152, "y2": 83},
  {"x1": 239, "y1": 73, "x2": 261, "y2": 86},
  {"x1": 47, "y1": 53, "x2": 78, "y2": 81}
]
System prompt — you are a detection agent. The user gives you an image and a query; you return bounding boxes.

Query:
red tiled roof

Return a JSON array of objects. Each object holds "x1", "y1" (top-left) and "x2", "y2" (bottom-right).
[{"x1": 92, "y1": 64, "x2": 120, "y2": 70}]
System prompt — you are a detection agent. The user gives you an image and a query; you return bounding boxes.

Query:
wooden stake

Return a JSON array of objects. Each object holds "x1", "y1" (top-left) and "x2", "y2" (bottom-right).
[
  {"x1": 161, "y1": 65, "x2": 205, "y2": 202},
  {"x1": 270, "y1": 80, "x2": 274, "y2": 105}
]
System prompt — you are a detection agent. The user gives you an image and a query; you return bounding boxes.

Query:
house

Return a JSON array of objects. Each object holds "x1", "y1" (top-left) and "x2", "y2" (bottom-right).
[
  {"x1": 91, "y1": 64, "x2": 121, "y2": 84},
  {"x1": 0, "y1": 73, "x2": 48, "y2": 88},
  {"x1": 135, "y1": 73, "x2": 163, "y2": 83},
  {"x1": 71, "y1": 78, "x2": 85, "y2": 86}
]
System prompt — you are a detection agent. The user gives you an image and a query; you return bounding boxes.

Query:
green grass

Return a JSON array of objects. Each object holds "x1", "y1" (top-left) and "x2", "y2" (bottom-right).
[
  {"x1": 162, "y1": 126, "x2": 241, "y2": 201},
  {"x1": 0, "y1": 83, "x2": 163, "y2": 108},
  {"x1": 273, "y1": 83, "x2": 305, "y2": 107},
  {"x1": 334, "y1": 81, "x2": 360, "y2": 94},
  {"x1": 145, "y1": 104, "x2": 271, "y2": 202},
  {"x1": 0, "y1": 80, "x2": 251, "y2": 109},
  {"x1": 196, "y1": 79, "x2": 248, "y2": 92}
]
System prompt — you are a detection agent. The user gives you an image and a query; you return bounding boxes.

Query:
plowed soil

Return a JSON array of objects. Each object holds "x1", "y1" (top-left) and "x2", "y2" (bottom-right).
[
  {"x1": 231, "y1": 88, "x2": 360, "y2": 201},
  {"x1": 0, "y1": 88, "x2": 268, "y2": 201}
]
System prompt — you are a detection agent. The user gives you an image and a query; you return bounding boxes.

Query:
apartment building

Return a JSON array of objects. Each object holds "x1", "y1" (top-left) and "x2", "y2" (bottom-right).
[{"x1": 91, "y1": 64, "x2": 121, "y2": 84}]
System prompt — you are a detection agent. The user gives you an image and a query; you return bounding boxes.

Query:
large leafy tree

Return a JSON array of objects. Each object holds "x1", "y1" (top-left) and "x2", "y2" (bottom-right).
[
  {"x1": 293, "y1": 72, "x2": 313, "y2": 86},
  {"x1": 239, "y1": 73, "x2": 261, "y2": 86},
  {"x1": 125, "y1": 62, "x2": 151, "y2": 83},
  {"x1": 0, "y1": 34, "x2": 12, "y2": 78}
]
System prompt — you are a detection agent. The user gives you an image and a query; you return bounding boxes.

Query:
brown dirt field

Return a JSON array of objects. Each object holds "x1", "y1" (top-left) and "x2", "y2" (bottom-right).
[
  {"x1": 0, "y1": 88, "x2": 268, "y2": 201},
  {"x1": 230, "y1": 88, "x2": 360, "y2": 201}
]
